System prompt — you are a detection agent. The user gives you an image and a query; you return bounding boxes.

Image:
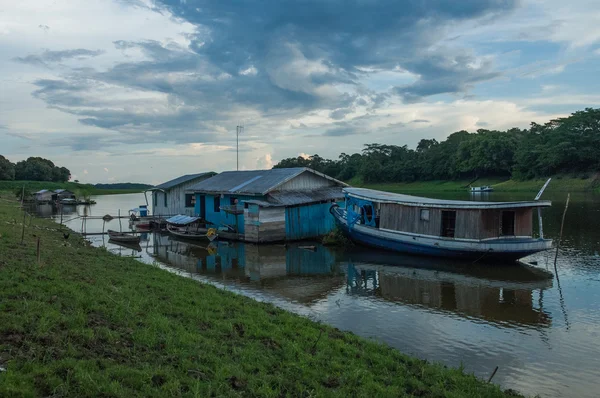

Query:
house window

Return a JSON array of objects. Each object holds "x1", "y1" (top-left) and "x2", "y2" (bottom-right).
[
  {"x1": 501, "y1": 211, "x2": 516, "y2": 236},
  {"x1": 214, "y1": 196, "x2": 221, "y2": 212},
  {"x1": 420, "y1": 208, "x2": 430, "y2": 221},
  {"x1": 153, "y1": 191, "x2": 157, "y2": 207},
  {"x1": 164, "y1": 192, "x2": 167, "y2": 207},
  {"x1": 185, "y1": 194, "x2": 195, "y2": 208},
  {"x1": 441, "y1": 210, "x2": 456, "y2": 238},
  {"x1": 230, "y1": 196, "x2": 237, "y2": 205}
]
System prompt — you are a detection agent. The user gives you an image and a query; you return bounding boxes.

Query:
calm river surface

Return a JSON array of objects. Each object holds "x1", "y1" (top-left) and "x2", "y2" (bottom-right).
[{"x1": 35, "y1": 191, "x2": 600, "y2": 397}]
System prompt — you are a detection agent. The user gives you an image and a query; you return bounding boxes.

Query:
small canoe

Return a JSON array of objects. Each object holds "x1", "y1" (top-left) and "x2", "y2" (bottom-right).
[
  {"x1": 107, "y1": 230, "x2": 141, "y2": 243},
  {"x1": 167, "y1": 225, "x2": 218, "y2": 241}
]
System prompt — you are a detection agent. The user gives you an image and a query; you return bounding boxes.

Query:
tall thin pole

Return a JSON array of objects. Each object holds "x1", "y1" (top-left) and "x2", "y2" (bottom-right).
[{"x1": 236, "y1": 124, "x2": 243, "y2": 170}]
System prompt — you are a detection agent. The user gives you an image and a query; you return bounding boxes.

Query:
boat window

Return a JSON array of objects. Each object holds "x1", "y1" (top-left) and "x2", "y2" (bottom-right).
[
  {"x1": 185, "y1": 194, "x2": 195, "y2": 208},
  {"x1": 501, "y1": 211, "x2": 516, "y2": 236},
  {"x1": 441, "y1": 210, "x2": 456, "y2": 238},
  {"x1": 420, "y1": 208, "x2": 430, "y2": 221},
  {"x1": 214, "y1": 196, "x2": 221, "y2": 212}
]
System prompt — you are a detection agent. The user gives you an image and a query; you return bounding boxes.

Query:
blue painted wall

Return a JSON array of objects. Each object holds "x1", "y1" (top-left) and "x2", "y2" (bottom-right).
[
  {"x1": 194, "y1": 193, "x2": 262, "y2": 234},
  {"x1": 285, "y1": 202, "x2": 339, "y2": 240}
]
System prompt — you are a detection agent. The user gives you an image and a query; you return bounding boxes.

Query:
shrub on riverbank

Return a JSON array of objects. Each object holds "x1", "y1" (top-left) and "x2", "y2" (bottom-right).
[{"x1": 0, "y1": 198, "x2": 520, "y2": 397}]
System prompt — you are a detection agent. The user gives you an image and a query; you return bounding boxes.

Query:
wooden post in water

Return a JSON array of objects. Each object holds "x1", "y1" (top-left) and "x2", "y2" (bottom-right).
[
  {"x1": 119, "y1": 209, "x2": 122, "y2": 232},
  {"x1": 554, "y1": 193, "x2": 570, "y2": 270}
]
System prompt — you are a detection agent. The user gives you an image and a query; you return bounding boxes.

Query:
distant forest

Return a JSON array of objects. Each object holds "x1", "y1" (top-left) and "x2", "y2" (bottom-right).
[
  {"x1": 0, "y1": 156, "x2": 70, "y2": 182},
  {"x1": 274, "y1": 108, "x2": 600, "y2": 183},
  {"x1": 94, "y1": 183, "x2": 153, "y2": 190}
]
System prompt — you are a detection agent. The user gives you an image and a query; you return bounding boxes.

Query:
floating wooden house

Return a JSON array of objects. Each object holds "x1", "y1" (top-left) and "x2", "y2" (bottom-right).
[
  {"x1": 147, "y1": 172, "x2": 216, "y2": 217},
  {"x1": 52, "y1": 189, "x2": 76, "y2": 201},
  {"x1": 33, "y1": 189, "x2": 53, "y2": 203},
  {"x1": 331, "y1": 188, "x2": 553, "y2": 261},
  {"x1": 187, "y1": 167, "x2": 347, "y2": 242}
]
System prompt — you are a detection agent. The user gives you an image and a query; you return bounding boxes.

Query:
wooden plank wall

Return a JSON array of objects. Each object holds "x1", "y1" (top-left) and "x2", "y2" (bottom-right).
[
  {"x1": 515, "y1": 208, "x2": 533, "y2": 236},
  {"x1": 379, "y1": 204, "x2": 441, "y2": 236},
  {"x1": 379, "y1": 205, "x2": 534, "y2": 239},
  {"x1": 277, "y1": 171, "x2": 336, "y2": 190},
  {"x1": 454, "y1": 210, "x2": 482, "y2": 240}
]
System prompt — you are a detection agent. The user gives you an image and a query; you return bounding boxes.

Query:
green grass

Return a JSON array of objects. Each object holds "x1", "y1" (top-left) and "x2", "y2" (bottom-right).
[
  {"x1": 0, "y1": 181, "x2": 144, "y2": 195},
  {"x1": 0, "y1": 196, "x2": 520, "y2": 397},
  {"x1": 357, "y1": 176, "x2": 600, "y2": 193}
]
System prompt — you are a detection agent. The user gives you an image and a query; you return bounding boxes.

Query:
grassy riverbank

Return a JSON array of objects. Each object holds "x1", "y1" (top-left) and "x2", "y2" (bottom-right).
[
  {"x1": 0, "y1": 181, "x2": 145, "y2": 195},
  {"x1": 0, "y1": 197, "x2": 518, "y2": 397},
  {"x1": 357, "y1": 175, "x2": 599, "y2": 193}
]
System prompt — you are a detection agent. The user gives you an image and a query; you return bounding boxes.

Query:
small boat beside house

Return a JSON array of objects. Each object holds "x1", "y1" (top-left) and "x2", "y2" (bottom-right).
[
  {"x1": 470, "y1": 185, "x2": 494, "y2": 192},
  {"x1": 166, "y1": 215, "x2": 218, "y2": 241},
  {"x1": 331, "y1": 188, "x2": 553, "y2": 261},
  {"x1": 107, "y1": 230, "x2": 141, "y2": 243}
]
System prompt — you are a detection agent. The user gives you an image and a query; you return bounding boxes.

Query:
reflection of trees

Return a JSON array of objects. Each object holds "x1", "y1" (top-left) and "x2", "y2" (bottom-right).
[{"x1": 346, "y1": 264, "x2": 552, "y2": 328}]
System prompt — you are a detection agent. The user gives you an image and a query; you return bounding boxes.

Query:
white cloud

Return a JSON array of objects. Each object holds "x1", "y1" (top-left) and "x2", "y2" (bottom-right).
[
  {"x1": 256, "y1": 153, "x2": 273, "y2": 169},
  {"x1": 83, "y1": 169, "x2": 89, "y2": 174},
  {"x1": 103, "y1": 167, "x2": 109, "y2": 172}
]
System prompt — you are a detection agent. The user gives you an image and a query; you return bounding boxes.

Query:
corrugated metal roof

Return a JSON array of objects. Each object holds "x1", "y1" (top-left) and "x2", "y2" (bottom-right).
[
  {"x1": 188, "y1": 167, "x2": 346, "y2": 195},
  {"x1": 166, "y1": 215, "x2": 201, "y2": 225},
  {"x1": 35, "y1": 189, "x2": 49, "y2": 194},
  {"x1": 344, "y1": 188, "x2": 552, "y2": 209},
  {"x1": 152, "y1": 172, "x2": 215, "y2": 191}
]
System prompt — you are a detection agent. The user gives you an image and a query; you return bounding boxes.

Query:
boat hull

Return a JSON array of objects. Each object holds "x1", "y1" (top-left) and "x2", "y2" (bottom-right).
[{"x1": 331, "y1": 207, "x2": 552, "y2": 262}]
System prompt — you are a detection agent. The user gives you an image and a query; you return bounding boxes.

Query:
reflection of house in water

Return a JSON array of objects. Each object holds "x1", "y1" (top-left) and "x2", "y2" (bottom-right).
[
  {"x1": 346, "y1": 263, "x2": 552, "y2": 327},
  {"x1": 151, "y1": 234, "x2": 344, "y2": 304}
]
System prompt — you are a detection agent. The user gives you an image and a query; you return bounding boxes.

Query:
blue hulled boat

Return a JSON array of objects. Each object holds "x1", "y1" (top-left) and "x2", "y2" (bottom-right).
[{"x1": 330, "y1": 188, "x2": 553, "y2": 262}]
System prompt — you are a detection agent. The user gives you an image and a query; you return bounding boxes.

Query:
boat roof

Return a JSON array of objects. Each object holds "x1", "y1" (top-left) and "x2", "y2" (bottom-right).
[
  {"x1": 165, "y1": 215, "x2": 201, "y2": 225},
  {"x1": 344, "y1": 188, "x2": 551, "y2": 209}
]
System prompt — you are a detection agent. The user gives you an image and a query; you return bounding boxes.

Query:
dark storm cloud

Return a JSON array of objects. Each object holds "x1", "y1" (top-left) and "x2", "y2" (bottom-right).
[
  {"x1": 28, "y1": 0, "x2": 517, "y2": 149},
  {"x1": 14, "y1": 49, "x2": 104, "y2": 67}
]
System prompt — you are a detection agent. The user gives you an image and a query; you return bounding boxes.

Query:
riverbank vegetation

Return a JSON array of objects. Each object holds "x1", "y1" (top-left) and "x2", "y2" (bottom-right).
[
  {"x1": 0, "y1": 180, "x2": 150, "y2": 196},
  {"x1": 0, "y1": 197, "x2": 519, "y2": 397},
  {"x1": 275, "y1": 108, "x2": 600, "y2": 187},
  {"x1": 360, "y1": 176, "x2": 598, "y2": 193}
]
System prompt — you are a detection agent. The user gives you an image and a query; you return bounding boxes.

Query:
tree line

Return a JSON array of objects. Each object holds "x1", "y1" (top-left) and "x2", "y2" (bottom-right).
[
  {"x1": 274, "y1": 108, "x2": 600, "y2": 183},
  {"x1": 0, "y1": 156, "x2": 71, "y2": 182}
]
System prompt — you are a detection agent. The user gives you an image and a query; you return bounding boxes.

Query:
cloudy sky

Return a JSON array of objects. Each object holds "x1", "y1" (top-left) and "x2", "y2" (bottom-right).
[{"x1": 1, "y1": 0, "x2": 599, "y2": 184}]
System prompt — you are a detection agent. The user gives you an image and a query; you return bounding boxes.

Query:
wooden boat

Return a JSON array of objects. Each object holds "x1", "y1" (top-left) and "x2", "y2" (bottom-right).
[
  {"x1": 470, "y1": 185, "x2": 493, "y2": 192},
  {"x1": 166, "y1": 215, "x2": 218, "y2": 241},
  {"x1": 330, "y1": 187, "x2": 553, "y2": 262},
  {"x1": 107, "y1": 230, "x2": 141, "y2": 243}
]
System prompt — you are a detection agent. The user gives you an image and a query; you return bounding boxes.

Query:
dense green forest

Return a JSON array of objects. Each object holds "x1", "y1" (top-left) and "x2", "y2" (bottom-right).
[
  {"x1": 0, "y1": 156, "x2": 70, "y2": 182},
  {"x1": 274, "y1": 108, "x2": 600, "y2": 183},
  {"x1": 94, "y1": 183, "x2": 153, "y2": 190}
]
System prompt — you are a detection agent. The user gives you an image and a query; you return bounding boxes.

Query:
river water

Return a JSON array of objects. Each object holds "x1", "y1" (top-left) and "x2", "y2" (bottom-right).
[{"x1": 33, "y1": 191, "x2": 600, "y2": 397}]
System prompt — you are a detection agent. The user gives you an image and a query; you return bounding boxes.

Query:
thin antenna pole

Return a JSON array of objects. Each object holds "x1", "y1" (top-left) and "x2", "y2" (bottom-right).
[{"x1": 236, "y1": 124, "x2": 244, "y2": 171}]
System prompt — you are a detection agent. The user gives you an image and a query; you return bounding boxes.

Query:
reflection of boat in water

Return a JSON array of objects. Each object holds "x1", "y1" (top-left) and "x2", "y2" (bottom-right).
[
  {"x1": 344, "y1": 249, "x2": 552, "y2": 327},
  {"x1": 107, "y1": 239, "x2": 142, "y2": 252}
]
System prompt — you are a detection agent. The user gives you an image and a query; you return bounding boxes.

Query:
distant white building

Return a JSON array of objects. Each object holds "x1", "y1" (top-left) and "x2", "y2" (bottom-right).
[{"x1": 147, "y1": 172, "x2": 215, "y2": 216}]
